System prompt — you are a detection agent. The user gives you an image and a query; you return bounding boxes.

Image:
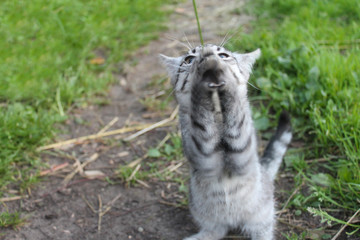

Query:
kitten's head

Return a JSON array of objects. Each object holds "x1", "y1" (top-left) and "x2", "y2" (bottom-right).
[{"x1": 160, "y1": 44, "x2": 260, "y2": 101}]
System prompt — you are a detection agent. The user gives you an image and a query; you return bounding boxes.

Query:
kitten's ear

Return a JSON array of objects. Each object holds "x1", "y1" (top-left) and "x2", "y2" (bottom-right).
[
  {"x1": 159, "y1": 54, "x2": 183, "y2": 79},
  {"x1": 234, "y1": 48, "x2": 261, "y2": 73}
]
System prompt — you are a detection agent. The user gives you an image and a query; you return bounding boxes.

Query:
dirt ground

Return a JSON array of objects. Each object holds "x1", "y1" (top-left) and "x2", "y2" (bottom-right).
[{"x1": 1, "y1": 0, "x2": 352, "y2": 239}]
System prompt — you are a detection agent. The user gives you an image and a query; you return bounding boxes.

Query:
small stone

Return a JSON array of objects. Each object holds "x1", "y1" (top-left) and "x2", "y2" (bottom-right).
[
  {"x1": 120, "y1": 78, "x2": 127, "y2": 87},
  {"x1": 138, "y1": 227, "x2": 144, "y2": 233}
]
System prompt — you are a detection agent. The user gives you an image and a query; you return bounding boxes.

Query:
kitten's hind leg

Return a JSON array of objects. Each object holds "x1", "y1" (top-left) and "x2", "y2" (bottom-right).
[{"x1": 183, "y1": 225, "x2": 227, "y2": 240}]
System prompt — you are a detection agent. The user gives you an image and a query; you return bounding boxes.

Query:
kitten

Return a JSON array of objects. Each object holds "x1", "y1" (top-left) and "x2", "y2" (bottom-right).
[{"x1": 160, "y1": 44, "x2": 292, "y2": 240}]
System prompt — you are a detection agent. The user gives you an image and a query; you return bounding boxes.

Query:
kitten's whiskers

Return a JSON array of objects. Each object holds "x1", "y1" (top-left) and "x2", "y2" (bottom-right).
[{"x1": 166, "y1": 35, "x2": 192, "y2": 51}]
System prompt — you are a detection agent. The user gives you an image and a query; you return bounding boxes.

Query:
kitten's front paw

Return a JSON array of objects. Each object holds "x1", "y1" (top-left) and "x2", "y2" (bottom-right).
[
  {"x1": 201, "y1": 69, "x2": 225, "y2": 91},
  {"x1": 207, "y1": 81, "x2": 225, "y2": 89},
  {"x1": 183, "y1": 237, "x2": 199, "y2": 240}
]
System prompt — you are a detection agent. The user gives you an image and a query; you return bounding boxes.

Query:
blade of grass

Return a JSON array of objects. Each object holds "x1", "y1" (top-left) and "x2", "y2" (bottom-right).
[{"x1": 192, "y1": 0, "x2": 204, "y2": 45}]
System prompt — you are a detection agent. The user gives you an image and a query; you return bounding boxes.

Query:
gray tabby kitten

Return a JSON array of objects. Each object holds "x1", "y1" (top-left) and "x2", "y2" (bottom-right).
[{"x1": 160, "y1": 44, "x2": 292, "y2": 240}]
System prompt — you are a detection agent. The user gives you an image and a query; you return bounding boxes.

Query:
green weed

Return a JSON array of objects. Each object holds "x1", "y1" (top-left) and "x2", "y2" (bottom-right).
[
  {"x1": 0, "y1": 211, "x2": 25, "y2": 229},
  {"x1": 118, "y1": 133, "x2": 187, "y2": 205},
  {"x1": 118, "y1": 164, "x2": 149, "y2": 187}
]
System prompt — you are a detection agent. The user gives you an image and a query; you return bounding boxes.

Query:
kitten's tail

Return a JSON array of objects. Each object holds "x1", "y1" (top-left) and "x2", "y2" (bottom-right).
[{"x1": 260, "y1": 111, "x2": 292, "y2": 181}]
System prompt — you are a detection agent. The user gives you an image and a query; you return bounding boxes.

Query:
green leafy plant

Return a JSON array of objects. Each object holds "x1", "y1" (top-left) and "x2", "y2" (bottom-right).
[
  {"x1": 308, "y1": 207, "x2": 360, "y2": 236},
  {"x1": 118, "y1": 134, "x2": 184, "y2": 186}
]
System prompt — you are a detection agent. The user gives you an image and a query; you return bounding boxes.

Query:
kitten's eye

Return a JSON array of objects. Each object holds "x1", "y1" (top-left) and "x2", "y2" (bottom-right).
[
  {"x1": 184, "y1": 55, "x2": 195, "y2": 64},
  {"x1": 218, "y1": 53, "x2": 230, "y2": 59}
]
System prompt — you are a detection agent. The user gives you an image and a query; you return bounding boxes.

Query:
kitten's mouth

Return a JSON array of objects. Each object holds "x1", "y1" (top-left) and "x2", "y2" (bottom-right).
[
  {"x1": 202, "y1": 69, "x2": 225, "y2": 88},
  {"x1": 199, "y1": 56, "x2": 226, "y2": 89}
]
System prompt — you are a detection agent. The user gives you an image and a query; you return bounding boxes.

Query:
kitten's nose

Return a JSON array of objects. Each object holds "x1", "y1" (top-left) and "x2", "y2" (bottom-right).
[
  {"x1": 198, "y1": 46, "x2": 225, "y2": 89},
  {"x1": 200, "y1": 46, "x2": 215, "y2": 59},
  {"x1": 199, "y1": 47, "x2": 219, "y2": 71},
  {"x1": 201, "y1": 55, "x2": 219, "y2": 72}
]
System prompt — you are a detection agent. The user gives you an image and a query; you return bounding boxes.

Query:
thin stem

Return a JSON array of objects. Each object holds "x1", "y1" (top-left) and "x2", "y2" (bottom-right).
[{"x1": 192, "y1": 0, "x2": 204, "y2": 45}]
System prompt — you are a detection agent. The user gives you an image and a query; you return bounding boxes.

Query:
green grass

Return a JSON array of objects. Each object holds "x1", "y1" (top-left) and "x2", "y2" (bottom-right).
[
  {"x1": 0, "y1": 211, "x2": 25, "y2": 229},
  {"x1": 139, "y1": 75, "x2": 174, "y2": 113},
  {"x1": 0, "y1": 0, "x2": 171, "y2": 198},
  {"x1": 118, "y1": 134, "x2": 184, "y2": 182},
  {"x1": 229, "y1": 0, "x2": 360, "y2": 237},
  {"x1": 117, "y1": 133, "x2": 188, "y2": 206}
]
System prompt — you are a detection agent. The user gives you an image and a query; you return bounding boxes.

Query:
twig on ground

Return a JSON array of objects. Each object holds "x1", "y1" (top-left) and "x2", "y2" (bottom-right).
[
  {"x1": 136, "y1": 179, "x2": 150, "y2": 188},
  {"x1": 126, "y1": 134, "x2": 171, "y2": 168},
  {"x1": 331, "y1": 208, "x2": 360, "y2": 240},
  {"x1": 276, "y1": 209, "x2": 289, "y2": 215},
  {"x1": 40, "y1": 162, "x2": 69, "y2": 176},
  {"x1": 150, "y1": 160, "x2": 184, "y2": 177},
  {"x1": 82, "y1": 195, "x2": 97, "y2": 213},
  {"x1": 37, "y1": 124, "x2": 152, "y2": 151},
  {"x1": 158, "y1": 200, "x2": 187, "y2": 210},
  {"x1": 157, "y1": 133, "x2": 171, "y2": 148},
  {"x1": 98, "y1": 194, "x2": 102, "y2": 233},
  {"x1": 158, "y1": 200, "x2": 180, "y2": 208},
  {"x1": 83, "y1": 170, "x2": 106, "y2": 179},
  {"x1": 127, "y1": 155, "x2": 148, "y2": 168},
  {"x1": 38, "y1": 108, "x2": 177, "y2": 151},
  {"x1": 73, "y1": 157, "x2": 84, "y2": 176},
  {"x1": 82, "y1": 193, "x2": 122, "y2": 234},
  {"x1": 278, "y1": 218, "x2": 308, "y2": 231},
  {"x1": 97, "y1": 117, "x2": 119, "y2": 134},
  {"x1": 167, "y1": 161, "x2": 184, "y2": 173},
  {"x1": 62, "y1": 153, "x2": 99, "y2": 186},
  {"x1": 0, "y1": 196, "x2": 25, "y2": 202},
  {"x1": 123, "y1": 106, "x2": 178, "y2": 141},
  {"x1": 104, "y1": 193, "x2": 123, "y2": 210},
  {"x1": 126, "y1": 164, "x2": 141, "y2": 183}
]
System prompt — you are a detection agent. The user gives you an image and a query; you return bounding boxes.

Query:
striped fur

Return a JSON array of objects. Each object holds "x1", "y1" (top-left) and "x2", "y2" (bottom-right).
[{"x1": 160, "y1": 44, "x2": 292, "y2": 240}]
